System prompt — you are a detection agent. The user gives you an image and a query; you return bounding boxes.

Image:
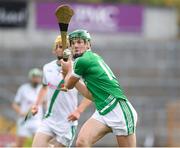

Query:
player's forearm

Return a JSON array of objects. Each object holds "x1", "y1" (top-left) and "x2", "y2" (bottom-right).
[
  {"x1": 75, "y1": 81, "x2": 92, "y2": 100},
  {"x1": 64, "y1": 72, "x2": 79, "y2": 89},
  {"x1": 12, "y1": 103, "x2": 21, "y2": 115},
  {"x1": 35, "y1": 85, "x2": 48, "y2": 106},
  {"x1": 77, "y1": 98, "x2": 92, "y2": 113},
  {"x1": 64, "y1": 71, "x2": 72, "y2": 88}
]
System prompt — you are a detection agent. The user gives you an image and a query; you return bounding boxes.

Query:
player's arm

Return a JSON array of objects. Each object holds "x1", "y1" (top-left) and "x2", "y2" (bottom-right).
[
  {"x1": 35, "y1": 85, "x2": 48, "y2": 106},
  {"x1": 31, "y1": 85, "x2": 48, "y2": 115},
  {"x1": 12, "y1": 102, "x2": 26, "y2": 117},
  {"x1": 12, "y1": 87, "x2": 26, "y2": 117},
  {"x1": 64, "y1": 73, "x2": 92, "y2": 99},
  {"x1": 61, "y1": 56, "x2": 89, "y2": 88},
  {"x1": 61, "y1": 58, "x2": 79, "y2": 89},
  {"x1": 61, "y1": 59, "x2": 92, "y2": 99},
  {"x1": 64, "y1": 71, "x2": 79, "y2": 89},
  {"x1": 68, "y1": 98, "x2": 92, "y2": 121},
  {"x1": 75, "y1": 81, "x2": 92, "y2": 100}
]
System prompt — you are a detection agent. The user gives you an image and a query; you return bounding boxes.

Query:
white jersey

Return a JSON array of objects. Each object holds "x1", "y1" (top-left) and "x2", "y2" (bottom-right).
[
  {"x1": 42, "y1": 60, "x2": 78, "y2": 124},
  {"x1": 14, "y1": 83, "x2": 43, "y2": 125}
]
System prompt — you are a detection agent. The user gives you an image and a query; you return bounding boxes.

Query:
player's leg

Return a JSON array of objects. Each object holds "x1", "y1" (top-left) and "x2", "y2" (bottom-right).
[
  {"x1": 32, "y1": 130, "x2": 68, "y2": 147},
  {"x1": 32, "y1": 120, "x2": 54, "y2": 147},
  {"x1": 54, "y1": 123, "x2": 77, "y2": 147},
  {"x1": 15, "y1": 122, "x2": 31, "y2": 147},
  {"x1": 116, "y1": 133, "x2": 136, "y2": 147},
  {"x1": 32, "y1": 132, "x2": 53, "y2": 147},
  {"x1": 15, "y1": 136, "x2": 27, "y2": 147},
  {"x1": 76, "y1": 112, "x2": 112, "y2": 147},
  {"x1": 109, "y1": 100, "x2": 138, "y2": 147},
  {"x1": 48, "y1": 138, "x2": 65, "y2": 147}
]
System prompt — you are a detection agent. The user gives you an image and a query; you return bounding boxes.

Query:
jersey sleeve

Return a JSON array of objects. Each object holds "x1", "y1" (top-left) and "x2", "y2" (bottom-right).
[
  {"x1": 42, "y1": 66, "x2": 48, "y2": 86},
  {"x1": 73, "y1": 57, "x2": 90, "y2": 78},
  {"x1": 14, "y1": 86, "x2": 23, "y2": 104}
]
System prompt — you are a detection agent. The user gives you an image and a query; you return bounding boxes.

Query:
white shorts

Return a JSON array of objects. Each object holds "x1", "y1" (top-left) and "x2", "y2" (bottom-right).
[
  {"x1": 17, "y1": 119, "x2": 40, "y2": 137},
  {"x1": 92, "y1": 100, "x2": 138, "y2": 136},
  {"x1": 37, "y1": 118, "x2": 77, "y2": 147}
]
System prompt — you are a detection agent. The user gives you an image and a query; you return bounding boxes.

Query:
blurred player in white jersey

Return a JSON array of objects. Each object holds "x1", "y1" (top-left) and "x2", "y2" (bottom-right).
[
  {"x1": 12, "y1": 68, "x2": 43, "y2": 147},
  {"x1": 31, "y1": 36, "x2": 91, "y2": 147}
]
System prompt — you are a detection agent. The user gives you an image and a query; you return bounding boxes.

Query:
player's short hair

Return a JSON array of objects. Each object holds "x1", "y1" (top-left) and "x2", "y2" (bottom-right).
[
  {"x1": 68, "y1": 29, "x2": 91, "y2": 43},
  {"x1": 53, "y1": 35, "x2": 69, "y2": 50},
  {"x1": 28, "y1": 68, "x2": 42, "y2": 79}
]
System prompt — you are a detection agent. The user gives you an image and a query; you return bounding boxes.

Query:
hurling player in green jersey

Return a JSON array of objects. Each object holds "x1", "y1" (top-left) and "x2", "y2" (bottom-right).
[{"x1": 61, "y1": 29, "x2": 138, "y2": 147}]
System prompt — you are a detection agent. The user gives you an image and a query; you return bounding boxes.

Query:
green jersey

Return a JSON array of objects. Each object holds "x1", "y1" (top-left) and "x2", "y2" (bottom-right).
[{"x1": 73, "y1": 50, "x2": 127, "y2": 115}]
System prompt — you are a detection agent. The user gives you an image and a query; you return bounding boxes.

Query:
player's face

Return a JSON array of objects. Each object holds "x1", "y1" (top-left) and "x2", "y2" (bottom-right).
[
  {"x1": 30, "y1": 76, "x2": 41, "y2": 87},
  {"x1": 53, "y1": 43, "x2": 63, "y2": 58},
  {"x1": 70, "y1": 38, "x2": 89, "y2": 58}
]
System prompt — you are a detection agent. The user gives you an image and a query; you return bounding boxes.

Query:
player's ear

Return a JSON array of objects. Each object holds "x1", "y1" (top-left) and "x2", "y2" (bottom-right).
[{"x1": 87, "y1": 42, "x2": 91, "y2": 49}]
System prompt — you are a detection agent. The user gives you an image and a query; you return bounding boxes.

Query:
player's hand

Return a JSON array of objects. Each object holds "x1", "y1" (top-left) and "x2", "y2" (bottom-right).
[
  {"x1": 31, "y1": 105, "x2": 38, "y2": 115},
  {"x1": 60, "y1": 59, "x2": 73, "y2": 77},
  {"x1": 19, "y1": 112, "x2": 27, "y2": 117},
  {"x1": 61, "y1": 86, "x2": 68, "y2": 92},
  {"x1": 67, "y1": 109, "x2": 81, "y2": 121}
]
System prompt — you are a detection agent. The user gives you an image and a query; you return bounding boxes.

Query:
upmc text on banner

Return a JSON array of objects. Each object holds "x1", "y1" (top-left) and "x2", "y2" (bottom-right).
[{"x1": 36, "y1": 3, "x2": 143, "y2": 33}]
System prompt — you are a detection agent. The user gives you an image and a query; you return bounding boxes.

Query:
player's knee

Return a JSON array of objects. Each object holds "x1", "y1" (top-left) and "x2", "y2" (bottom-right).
[{"x1": 76, "y1": 136, "x2": 90, "y2": 147}]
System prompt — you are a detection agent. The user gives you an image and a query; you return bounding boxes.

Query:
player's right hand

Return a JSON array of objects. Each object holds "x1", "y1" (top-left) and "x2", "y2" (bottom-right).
[
  {"x1": 19, "y1": 112, "x2": 27, "y2": 117},
  {"x1": 31, "y1": 105, "x2": 38, "y2": 115},
  {"x1": 60, "y1": 58, "x2": 73, "y2": 76}
]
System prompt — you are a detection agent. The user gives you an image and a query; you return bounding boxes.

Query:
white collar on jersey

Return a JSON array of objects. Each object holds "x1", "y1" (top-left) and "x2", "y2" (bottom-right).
[{"x1": 56, "y1": 60, "x2": 61, "y2": 67}]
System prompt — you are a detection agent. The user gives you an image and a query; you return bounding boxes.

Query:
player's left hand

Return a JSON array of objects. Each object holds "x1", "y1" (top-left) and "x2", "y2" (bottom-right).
[{"x1": 67, "y1": 109, "x2": 81, "y2": 121}]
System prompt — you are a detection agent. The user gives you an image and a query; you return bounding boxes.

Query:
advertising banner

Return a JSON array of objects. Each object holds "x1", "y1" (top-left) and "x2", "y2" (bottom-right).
[
  {"x1": 0, "y1": 1, "x2": 28, "y2": 28},
  {"x1": 36, "y1": 2, "x2": 143, "y2": 33}
]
